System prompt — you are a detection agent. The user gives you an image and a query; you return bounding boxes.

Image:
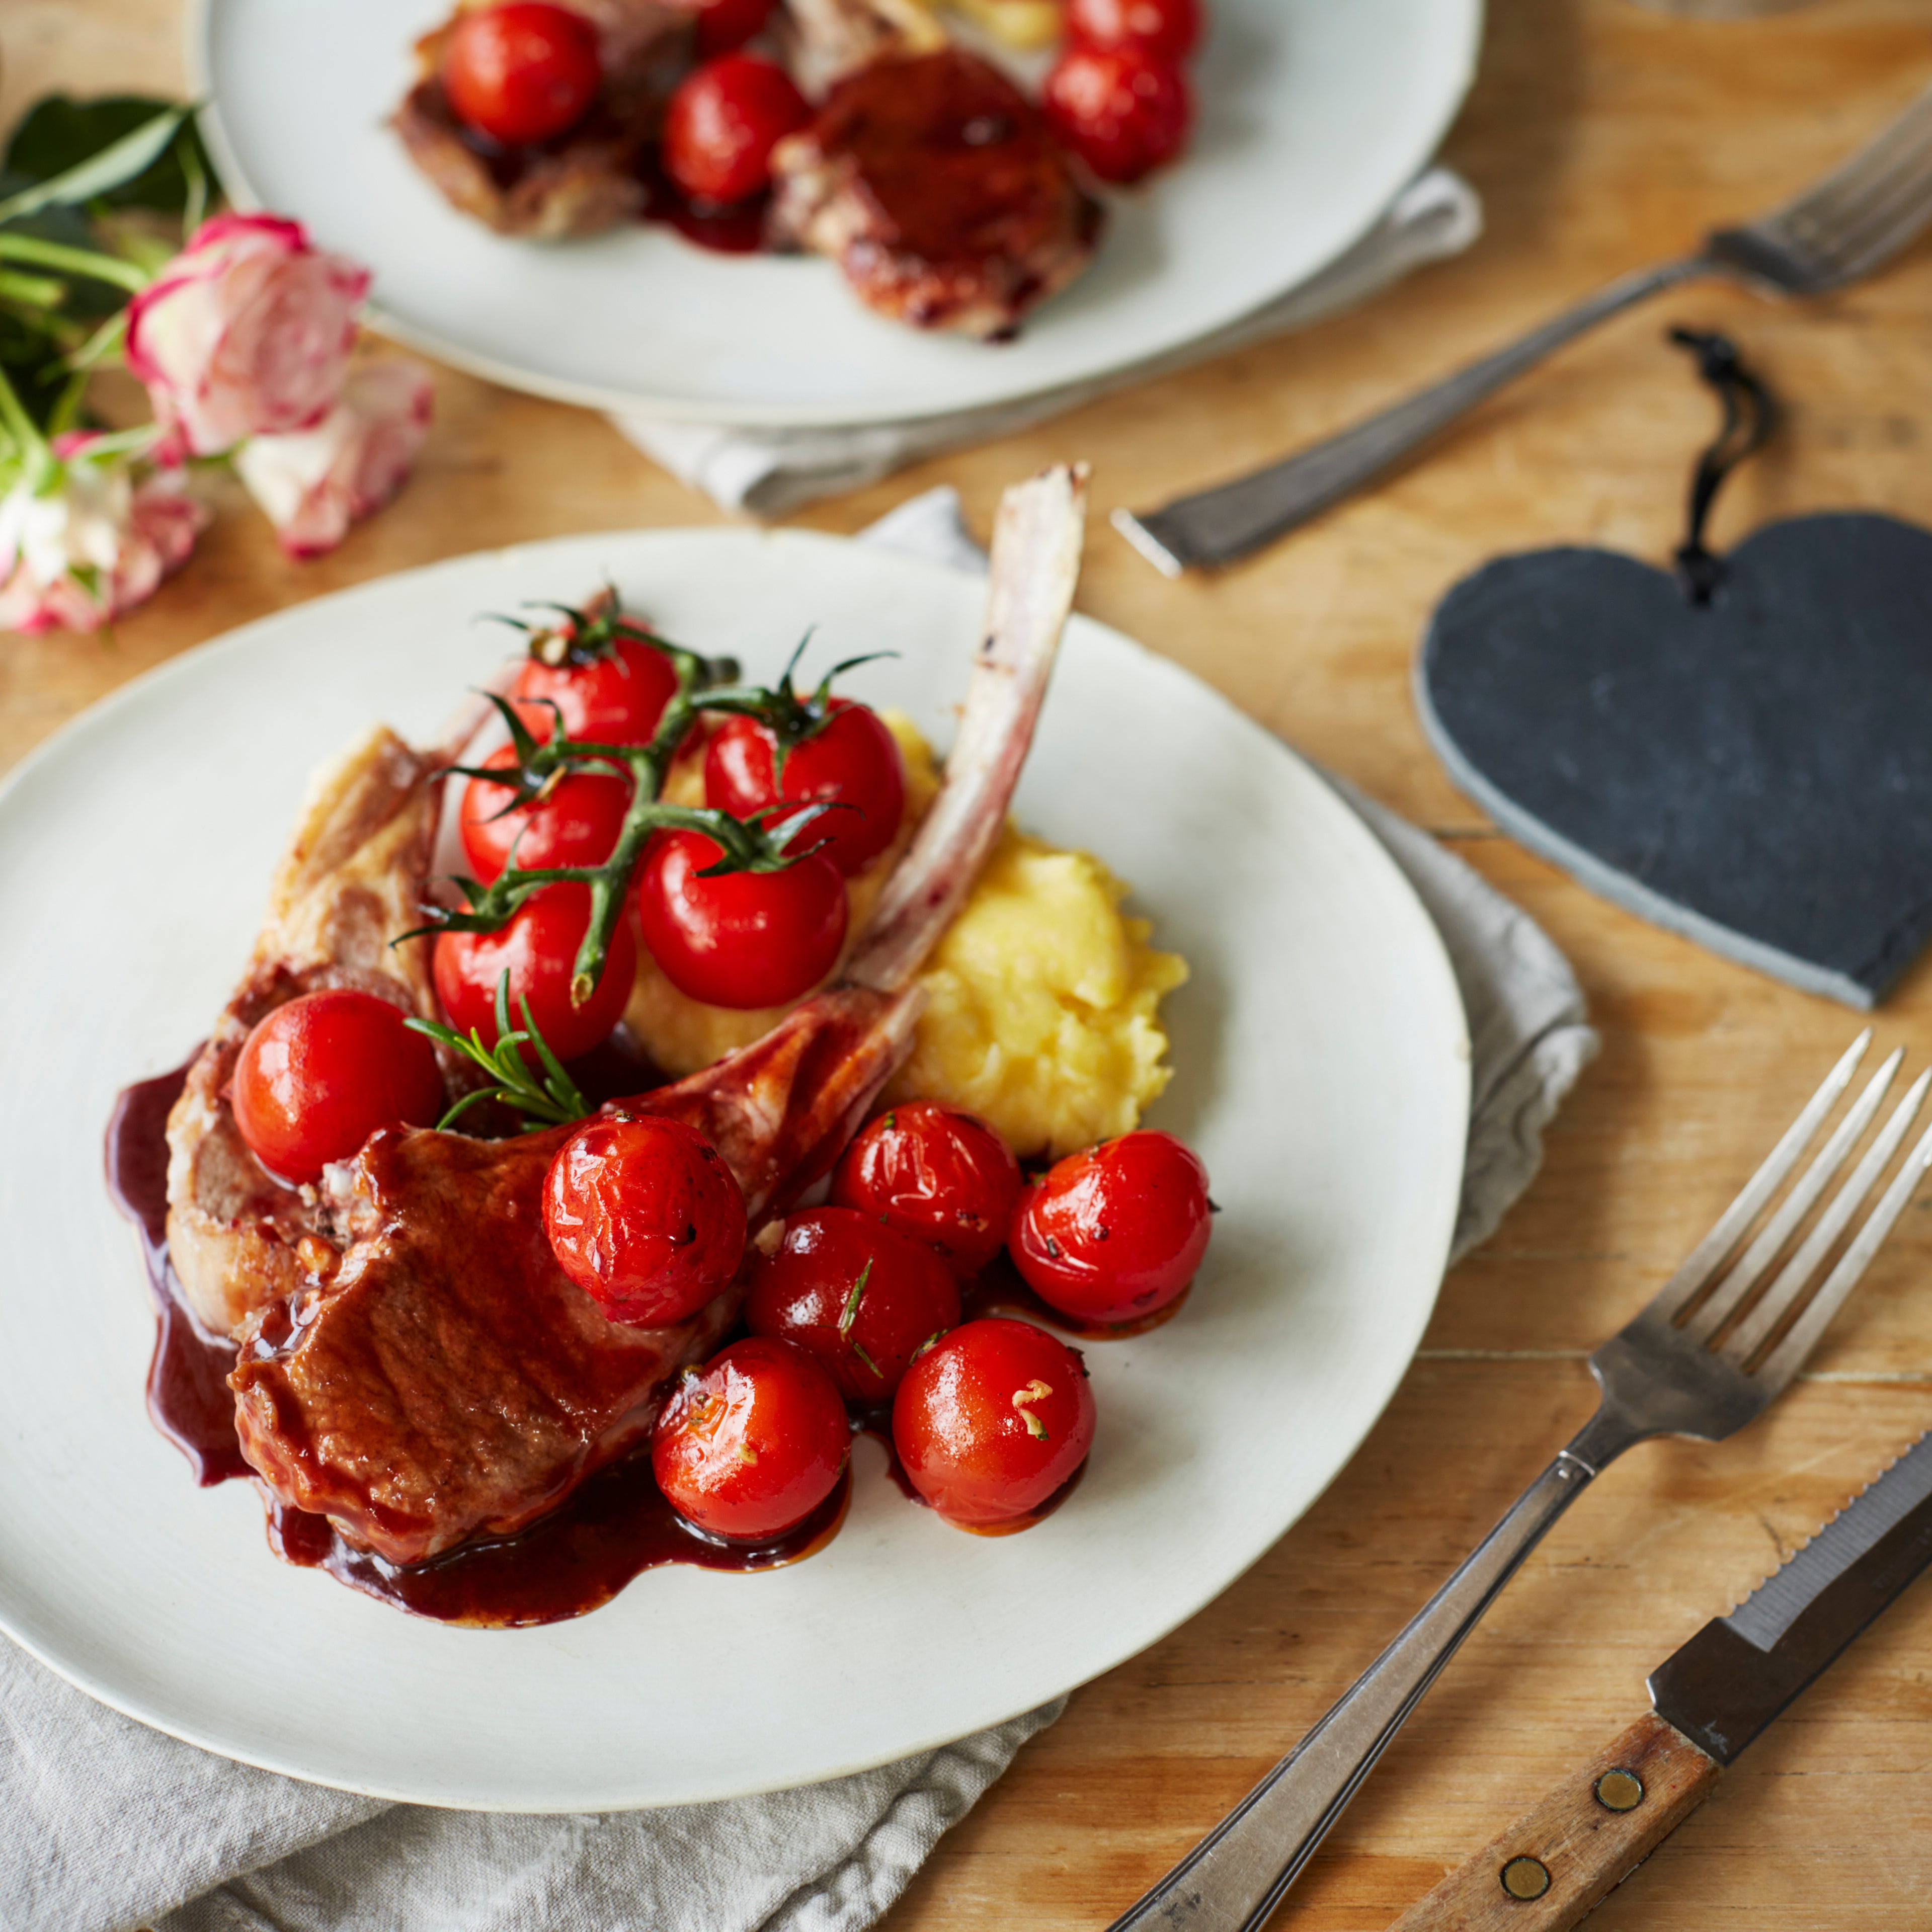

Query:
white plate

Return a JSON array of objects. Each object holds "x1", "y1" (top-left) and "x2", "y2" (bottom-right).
[
  {"x1": 190, "y1": 0, "x2": 1480, "y2": 428},
  {"x1": 0, "y1": 529, "x2": 1468, "y2": 1810}
]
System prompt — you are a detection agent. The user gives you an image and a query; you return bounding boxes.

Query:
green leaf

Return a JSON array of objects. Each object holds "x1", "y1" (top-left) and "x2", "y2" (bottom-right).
[
  {"x1": 0, "y1": 231, "x2": 146, "y2": 292},
  {"x1": 0, "y1": 319, "x2": 73, "y2": 434},
  {"x1": 0, "y1": 268, "x2": 66, "y2": 308},
  {"x1": 0, "y1": 355, "x2": 50, "y2": 462},
  {"x1": 0, "y1": 102, "x2": 194, "y2": 227}
]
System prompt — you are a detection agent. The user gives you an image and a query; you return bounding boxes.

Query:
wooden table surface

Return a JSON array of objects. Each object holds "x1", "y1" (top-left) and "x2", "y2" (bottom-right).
[{"x1": 8, "y1": 3, "x2": 1932, "y2": 1926}]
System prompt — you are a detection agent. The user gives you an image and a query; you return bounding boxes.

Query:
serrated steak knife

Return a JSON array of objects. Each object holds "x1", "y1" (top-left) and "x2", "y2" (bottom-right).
[{"x1": 1387, "y1": 1430, "x2": 1932, "y2": 1930}]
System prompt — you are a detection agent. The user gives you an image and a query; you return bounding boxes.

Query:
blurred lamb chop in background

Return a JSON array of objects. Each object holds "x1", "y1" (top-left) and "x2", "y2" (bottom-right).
[
  {"x1": 771, "y1": 0, "x2": 1103, "y2": 338},
  {"x1": 394, "y1": 0, "x2": 695, "y2": 239}
]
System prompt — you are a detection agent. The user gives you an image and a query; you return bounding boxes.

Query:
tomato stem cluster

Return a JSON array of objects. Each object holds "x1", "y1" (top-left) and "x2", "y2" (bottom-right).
[
  {"x1": 400, "y1": 603, "x2": 845, "y2": 1008},
  {"x1": 695, "y1": 631, "x2": 897, "y2": 784}
]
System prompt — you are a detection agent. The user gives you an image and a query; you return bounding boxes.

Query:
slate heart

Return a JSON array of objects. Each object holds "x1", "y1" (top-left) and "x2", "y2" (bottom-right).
[{"x1": 1417, "y1": 512, "x2": 1932, "y2": 1008}]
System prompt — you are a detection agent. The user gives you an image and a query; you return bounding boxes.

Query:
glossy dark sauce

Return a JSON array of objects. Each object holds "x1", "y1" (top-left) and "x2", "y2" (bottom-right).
[
  {"x1": 637, "y1": 152, "x2": 771, "y2": 255},
  {"x1": 105, "y1": 1058, "x2": 251, "y2": 1486},
  {"x1": 267, "y1": 1460, "x2": 851, "y2": 1629}
]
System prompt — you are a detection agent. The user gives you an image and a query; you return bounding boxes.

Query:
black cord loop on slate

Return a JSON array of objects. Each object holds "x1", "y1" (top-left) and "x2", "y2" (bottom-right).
[{"x1": 1668, "y1": 327, "x2": 1778, "y2": 606}]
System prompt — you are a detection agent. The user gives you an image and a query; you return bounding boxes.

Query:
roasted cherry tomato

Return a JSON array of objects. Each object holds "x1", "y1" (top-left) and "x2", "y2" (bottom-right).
[
  {"x1": 652, "y1": 1336, "x2": 850, "y2": 1539},
  {"x1": 1042, "y1": 43, "x2": 1192, "y2": 185},
  {"x1": 508, "y1": 632, "x2": 681, "y2": 746},
  {"x1": 1009, "y1": 1129, "x2": 1212, "y2": 1325},
  {"x1": 704, "y1": 697, "x2": 906, "y2": 877},
  {"x1": 544, "y1": 1114, "x2": 747, "y2": 1324},
  {"x1": 442, "y1": 3, "x2": 602, "y2": 147},
  {"x1": 694, "y1": 0, "x2": 775, "y2": 56},
  {"x1": 831, "y1": 1102, "x2": 1022, "y2": 1278},
  {"x1": 459, "y1": 741, "x2": 631, "y2": 884},
  {"x1": 232, "y1": 989, "x2": 445, "y2": 1185},
  {"x1": 744, "y1": 1206, "x2": 961, "y2": 1401},
  {"x1": 1066, "y1": 0, "x2": 1201, "y2": 63},
  {"x1": 635, "y1": 830, "x2": 846, "y2": 1009},
  {"x1": 662, "y1": 53, "x2": 810, "y2": 205},
  {"x1": 432, "y1": 881, "x2": 637, "y2": 1061},
  {"x1": 892, "y1": 1318, "x2": 1095, "y2": 1527}
]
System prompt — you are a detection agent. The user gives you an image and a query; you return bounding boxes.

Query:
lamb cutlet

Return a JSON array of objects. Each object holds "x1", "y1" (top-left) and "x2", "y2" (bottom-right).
[
  {"x1": 223, "y1": 465, "x2": 1088, "y2": 1570},
  {"x1": 394, "y1": 0, "x2": 694, "y2": 239},
  {"x1": 164, "y1": 726, "x2": 448, "y2": 1340},
  {"x1": 769, "y1": 47, "x2": 1104, "y2": 339}
]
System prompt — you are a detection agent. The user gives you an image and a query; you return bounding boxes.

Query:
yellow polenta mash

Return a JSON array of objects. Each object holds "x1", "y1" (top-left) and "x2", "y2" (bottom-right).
[{"x1": 624, "y1": 711, "x2": 1186, "y2": 1159}]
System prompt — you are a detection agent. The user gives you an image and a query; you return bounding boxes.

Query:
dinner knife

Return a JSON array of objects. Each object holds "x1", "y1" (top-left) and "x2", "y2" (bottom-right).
[{"x1": 1384, "y1": 1428, "x2": 1932, "y2": 1930}]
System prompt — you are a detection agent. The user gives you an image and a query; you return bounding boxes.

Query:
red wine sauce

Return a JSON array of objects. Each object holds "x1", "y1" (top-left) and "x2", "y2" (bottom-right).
[{"x1": 105, "y1": 1056, "x2": 251, "y2": 1486}]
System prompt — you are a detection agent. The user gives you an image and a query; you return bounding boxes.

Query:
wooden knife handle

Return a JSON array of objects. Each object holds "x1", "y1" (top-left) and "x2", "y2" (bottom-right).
[{"x1": 1386, "y1": 1711, "x2": 1722, "y2": 1931}]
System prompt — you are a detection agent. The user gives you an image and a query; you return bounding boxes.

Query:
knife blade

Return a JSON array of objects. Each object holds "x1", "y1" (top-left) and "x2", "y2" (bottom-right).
[{"x1": 1384, "y1": 1430, "x2": 1932, "y2": 1931}]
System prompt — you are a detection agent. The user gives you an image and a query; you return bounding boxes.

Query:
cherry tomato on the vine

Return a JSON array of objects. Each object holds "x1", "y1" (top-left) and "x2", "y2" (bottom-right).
[
  {"x1": 1009, "y1": 1129, "x2": 1212, "y2": 1325},
  {"x1": 831, "y1": 1101, "x2": 1022, "y2": 1278},
  {"x1": 232, "y1": 989, "x2": 445, "y2": 1185},
  {"x1": 694, "y1": 0, "x2": 775, "y2": 56},
  {"x1": 442, "y1": 3, "x2": 602, "y2": 147},
  {"x1": 432, "y1": 881, "x2": 637, "y2": 1061},
  {"x1": 662, "y1": 53, "x2": 810, "y2": 205},
  {"x1": 704, "y1": 697, "x2": 906, "y2": 877},
  {"x1": 652, "y1": 1336, "x2": 850, "y2": 1540},
  {"x1": 1043, "y1": 43, "x2": 1192, "y2": 185},
  {"x1": 744, "y1": 1206, "x2": 961, "y2": 1401},
  {"x1": 543, "y1": 1114, "x2": 746, "y2": 1324},
  {"x1": 508, "y1": 633, "x2": 681, "y2": 747},
  {"x1": 635, "y1": 830, "x2": 846, "y2": 1009},
  {"x1": 1066, "y1": 0, "x2": 1201, "y2": 63},
  {"x1": 459, "y1": 741, "x2": 631, "y2": 884},
  {"x1": 892, "y1": 1318, "x2": 1095, "y2": 1528}
]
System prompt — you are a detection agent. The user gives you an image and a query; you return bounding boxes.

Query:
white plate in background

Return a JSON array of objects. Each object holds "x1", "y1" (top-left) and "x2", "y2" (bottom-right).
[{"x1": 191, "y1": 0, "x2": 1481, "y2": 427}]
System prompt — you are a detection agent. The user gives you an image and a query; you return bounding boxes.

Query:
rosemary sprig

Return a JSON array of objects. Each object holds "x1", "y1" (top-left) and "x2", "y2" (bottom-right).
[
  {"x1": 397, "y1": 596, "x2": 844, "y2": 1008},
  {"x1": 404, "y1": 971, "x2": 592, "y2": 1133},
  {"x1": 837, "y1": 1259, "x2": 873, "y2": 1338}
]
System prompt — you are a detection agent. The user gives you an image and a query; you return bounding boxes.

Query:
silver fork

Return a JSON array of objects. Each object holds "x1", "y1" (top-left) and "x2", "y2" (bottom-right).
[
  {"x1": 1114, "y1": 83, "x2": 1932, "y2": 576},
  {"x1": 1108, "y1": 1032, "x2": 1932, "y2": 1932}
]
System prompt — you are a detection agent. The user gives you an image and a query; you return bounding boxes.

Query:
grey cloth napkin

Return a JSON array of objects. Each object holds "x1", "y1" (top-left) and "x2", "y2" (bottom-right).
[
  {"x1": 0, "y1": 490, "x2": 1593, "y2": 1932},
  {"x1": 612, "y1": 169, "x2": 1483, "y2": 515}
]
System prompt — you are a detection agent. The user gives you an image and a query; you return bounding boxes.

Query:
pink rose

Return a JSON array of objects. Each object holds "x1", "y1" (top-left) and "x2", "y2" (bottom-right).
[
  {"x1": 126, "y1": 213, "x2": 371, "y2": 458},
  {"x1": 0, "y1": 436, "x2": 208, "y2": 635},
  {"x1": 234, "y1": 361, "x2": 434, "y2": 558}
]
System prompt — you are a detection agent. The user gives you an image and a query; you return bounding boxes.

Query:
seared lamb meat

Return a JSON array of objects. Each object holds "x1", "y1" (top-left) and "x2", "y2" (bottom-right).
[
  {"x1": 165, "y1": 726, "x2": 448, "y2": 1338},
  {"x1": 768, "y1": 48, "x2": 1103, "y2": 339},
  {"x1": 393, "y1": 0, "x2": 694, "y2": 240},
  {"x1": 228, "y1": 465, "x2": 1087, "y2": 1567},
  {"x1": 231, "y1": 985, "x2": 920, "y2": 1564}
]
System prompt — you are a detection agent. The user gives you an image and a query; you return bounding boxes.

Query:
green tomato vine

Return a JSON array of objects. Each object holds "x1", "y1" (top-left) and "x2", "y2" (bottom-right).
[{"x1": 397, "y1": 594, "x2": 845, "y2": 1008}]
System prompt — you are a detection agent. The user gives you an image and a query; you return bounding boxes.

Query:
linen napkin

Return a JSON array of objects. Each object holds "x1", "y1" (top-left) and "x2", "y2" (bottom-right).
[
  {"x1": 0, "y1": 490, "x2": 1593, "y2": 1932},
  {"x1": 612, "y1": 168, "x2": 1483, "y2": 515}
]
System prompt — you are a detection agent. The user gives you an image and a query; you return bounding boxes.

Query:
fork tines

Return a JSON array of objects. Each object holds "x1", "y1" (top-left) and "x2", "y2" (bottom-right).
[
  {"x1": 1721, "y1": 80, "x2": 1932, "y2": 291},
  {"x1": 1647, "y1": 1032, "x2": 1932, "y2": 1388}
]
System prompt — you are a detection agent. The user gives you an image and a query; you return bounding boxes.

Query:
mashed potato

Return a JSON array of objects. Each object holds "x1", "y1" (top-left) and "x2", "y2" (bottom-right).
[{"x1": 624, "y1": 711, "x2": 1186, "y2": 1159}]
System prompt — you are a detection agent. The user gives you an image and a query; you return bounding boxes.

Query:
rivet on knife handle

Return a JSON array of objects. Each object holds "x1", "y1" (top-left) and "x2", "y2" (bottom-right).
[{"x1": 1385, "y1": 1713, "x2": 1721, "y2": 1932}]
